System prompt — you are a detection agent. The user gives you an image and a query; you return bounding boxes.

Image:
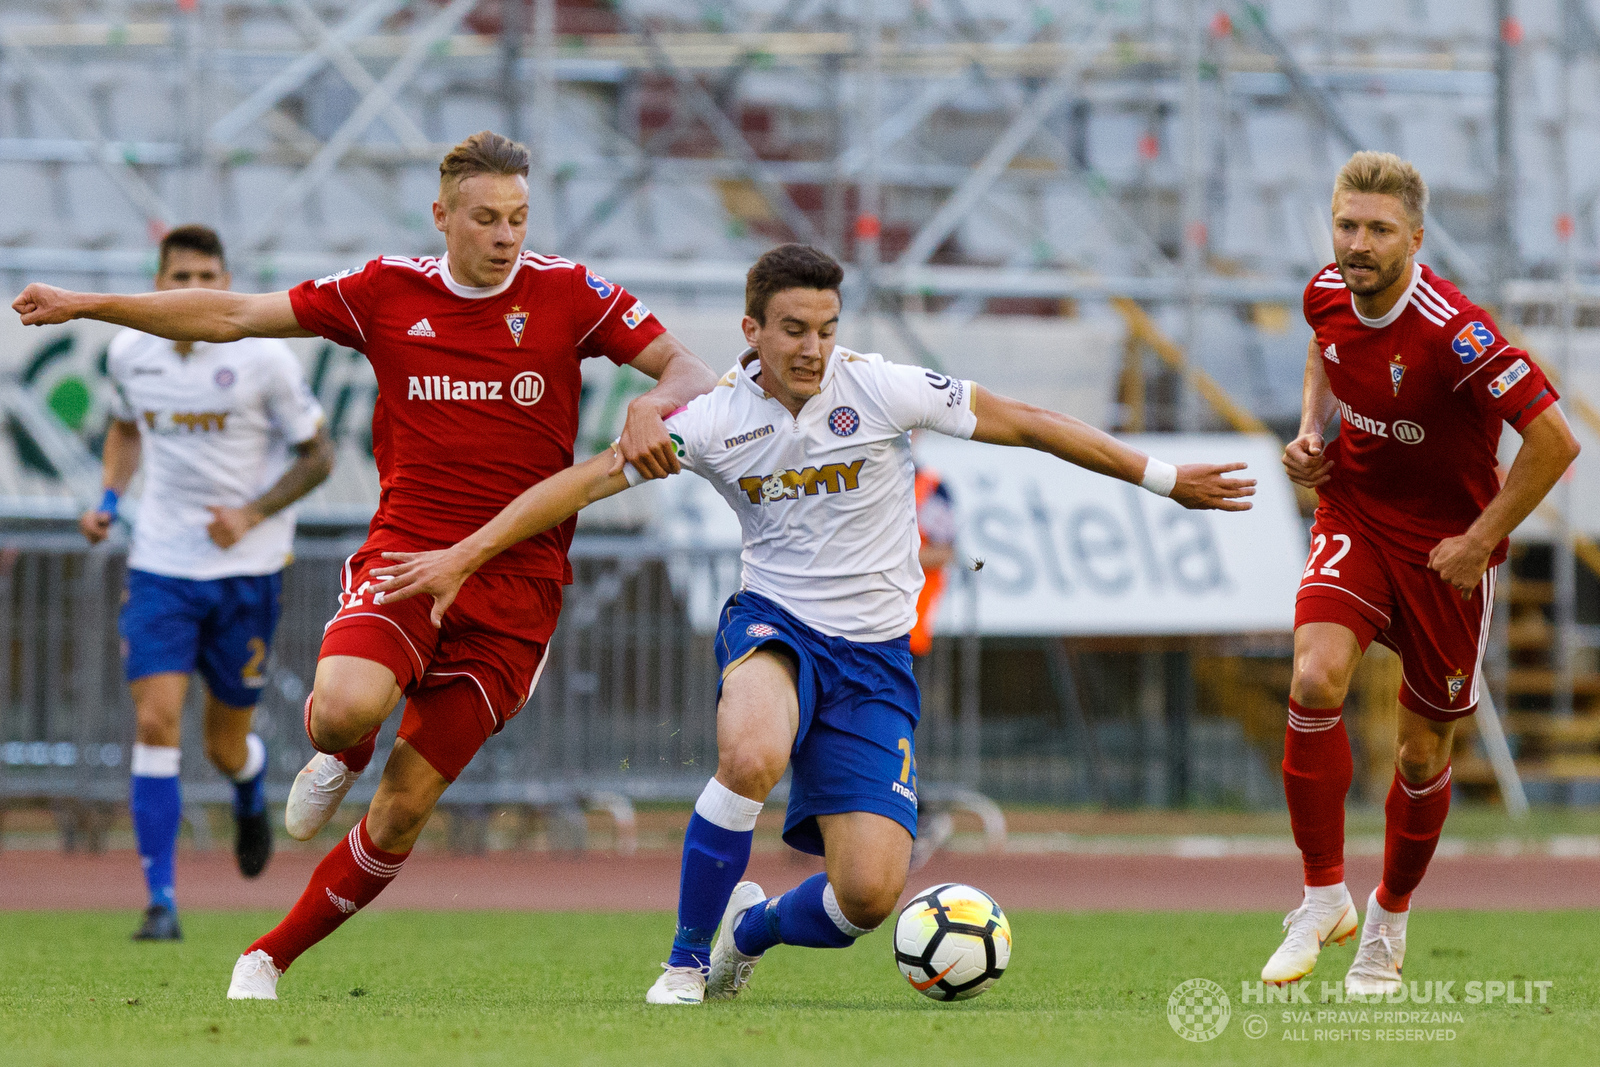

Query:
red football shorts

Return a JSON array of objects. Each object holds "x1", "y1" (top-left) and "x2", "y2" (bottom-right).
[
  {"x1": 1295, "y1": 507, "x2": 1493, "y2": 721},
  {"x1": 318, "y1": 541, "x2": 562, "y2": 780}
]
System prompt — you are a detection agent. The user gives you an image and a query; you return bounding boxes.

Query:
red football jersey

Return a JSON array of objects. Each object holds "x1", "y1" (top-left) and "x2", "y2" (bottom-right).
[
  {"x1": 1304, "y1": 262, "x2": 1557, "y2": 566},
  {"x1": 289, "y1": 251, "x2": 665, "y2": 580}
]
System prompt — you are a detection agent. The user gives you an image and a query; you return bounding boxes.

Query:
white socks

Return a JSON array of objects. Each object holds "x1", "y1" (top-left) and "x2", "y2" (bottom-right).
[
  {"x1": 230, "y1": 733, "x2": 266, "y2": 783},
  {"x1": 1303, "y1": 882, "x2": 1348, "y2": 909},
  {"x1": 693, "y1": 777, "x2": 764, "y2": 832},
  {"x1": 1366, "y1": 889, "x2": 1408, "y2": 934},
  {"x1": 822, "y1": 882, "x2": 875, "y2": 938},
  {"x1": 131, "y1": 744, "x2": 181, "y2": 778}
]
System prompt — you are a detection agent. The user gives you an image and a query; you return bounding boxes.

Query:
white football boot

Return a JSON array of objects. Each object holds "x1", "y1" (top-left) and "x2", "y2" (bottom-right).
[
  {"x1": 1344, "y1": 890, "x2": 1406, "y2": 997},
  {"x1": 706, "y1": 881, "x2": 768, "y2": 1001},
  {"x1": 284, "y1": 752, "x2": 362, "y2": 841},
  {"x1": 1261, "y1": 884, "x2": 1359, "y2": 985},
  {"x1": 645, "y1": 964, "x2": 706, "y2": 1005},
  {"x1": 227, "y1": 950, "x2": 282, "y2": 1000}
]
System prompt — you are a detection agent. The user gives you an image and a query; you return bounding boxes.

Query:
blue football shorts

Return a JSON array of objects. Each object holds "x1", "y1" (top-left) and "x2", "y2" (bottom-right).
[
  {"x1": 714, "y1": 590, "x2": 920, "y2": 856},
  {"x1": 119, "y1": 569, "x2": 284, "y2": 708}
]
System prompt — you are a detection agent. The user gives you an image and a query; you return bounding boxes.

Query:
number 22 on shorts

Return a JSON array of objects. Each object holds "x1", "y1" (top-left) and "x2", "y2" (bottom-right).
[{"x1": 1304, "y1": 533, "x2": 1352, "y2": 579}]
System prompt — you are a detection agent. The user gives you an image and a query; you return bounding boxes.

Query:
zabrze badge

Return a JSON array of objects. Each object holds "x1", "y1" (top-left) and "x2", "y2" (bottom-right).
[
  {"x1": 1390, "y1": 359, "x2": 1405, "y2": 396},
  {"x1": 1445, "y1": 669, "x2": 1466, "y2": 703},
  {"x1": 504, "y1": 306, "x2": 529, "y2": 346}
]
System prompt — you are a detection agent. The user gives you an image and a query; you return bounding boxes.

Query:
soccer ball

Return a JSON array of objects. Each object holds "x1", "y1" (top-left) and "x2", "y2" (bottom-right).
[{"x1": 893, "y1": 883, "x2": 1011, "y2": 1001}]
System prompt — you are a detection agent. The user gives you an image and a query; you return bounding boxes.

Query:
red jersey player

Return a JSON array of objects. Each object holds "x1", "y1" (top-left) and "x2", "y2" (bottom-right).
[
  {"x1": 12, "y1": 131, "x2": 717, "y2": 1000},
  {"x1": 1266, "y1": 151, "x2": 1580, "y2": 995}
]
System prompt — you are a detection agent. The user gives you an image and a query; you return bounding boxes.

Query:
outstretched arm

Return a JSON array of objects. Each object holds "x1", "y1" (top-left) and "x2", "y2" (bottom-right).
[
  {"x1": 618, "y1": 332, "x2": 717, "y2": 480},
  {"x1": 13, "y1": 284, "x2": 311, "y2": 341},
  {"x1": 969, "y1": 385, "x2": 1256, "y2": 511},
  {"x1": 368, "y1": 450, "x2": 633, "y2": 625}
]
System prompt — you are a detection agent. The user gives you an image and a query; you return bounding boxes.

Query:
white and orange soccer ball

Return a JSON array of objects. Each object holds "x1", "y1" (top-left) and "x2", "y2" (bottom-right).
[{"x1": 893, "y1": 883, "x2": 1011, "y2": 1001}]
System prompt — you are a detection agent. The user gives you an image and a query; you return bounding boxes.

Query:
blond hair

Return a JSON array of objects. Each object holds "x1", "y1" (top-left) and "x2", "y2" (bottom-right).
[
  {"x1": 1333, "y1": 151, "x2": 1428, "y2": 229},
  {"x1": 439, "y1": 130, "x2": 530, "y2": 204}
]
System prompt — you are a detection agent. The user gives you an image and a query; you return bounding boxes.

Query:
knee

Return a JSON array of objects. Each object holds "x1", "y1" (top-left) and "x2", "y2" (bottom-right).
[
  {"x1": 309, "y1": 679, "x2": 383, "y2": 749},
  {"x1": 1395, "y1": 739, "x2": 1447, "y2": 784},
  {"x1": 1291, "y1": 656, "x2": 1352, "y2": 711},
  {"x1": 833, "y1": 872, "x2": 906, "y2": 932},
  {"x1": 716, "y1": 746, "x2": 787, "y2": 801}
]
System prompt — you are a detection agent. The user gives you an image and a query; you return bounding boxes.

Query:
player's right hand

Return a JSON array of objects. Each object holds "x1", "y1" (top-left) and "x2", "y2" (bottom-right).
[
  {"x1": 79, "y1": 510, "x2": 113, "y2": 544},
  {"x1": 1282, "y1": 432, "x2": 1334, "y2": 489},
  {"x1": 12, "y1": 283, "x2": 82, "y2": 326},
  {"x1": 1172, "y1": 463, "x2": 1256, "y2": 511},
  {"x1": 368, "y1": 550, "x2": 469, "y2": 628}
]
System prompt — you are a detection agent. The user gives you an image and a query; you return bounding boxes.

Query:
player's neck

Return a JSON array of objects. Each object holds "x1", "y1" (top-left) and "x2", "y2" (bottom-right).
[{"x1": 1350, "y1": 257, "x2": 1416, "y2": 321}]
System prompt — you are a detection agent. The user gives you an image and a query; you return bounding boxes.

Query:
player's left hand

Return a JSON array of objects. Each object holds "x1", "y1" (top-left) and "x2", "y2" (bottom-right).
[
  {"x1": 1171, "y1": 463, "x2": 1257, "y2": 511},
  {"x1": 206, "y1": 505, "x2": 261, "y2": 549},
  {"x1": 1428, "y1": 534, "x2": 1492, "y2": 598},
  {"x1": 369, "y1": 551, "x2": 469, "y2": 627},
  {"x1": 618, "y1": 395, "x2": 681, "y2": 480}
]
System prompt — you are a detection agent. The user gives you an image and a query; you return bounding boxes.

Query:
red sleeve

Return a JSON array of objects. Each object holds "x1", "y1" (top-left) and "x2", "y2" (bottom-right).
[
  {"x1": 287, "y1": 259, "x2": 381, "y2": 352},
  {"x1": 1451, "y1": 308, "x2": 1559, "y2": 431},
  {"x1": 569, "y1": 264, "x2": 666, "y2": 365}
]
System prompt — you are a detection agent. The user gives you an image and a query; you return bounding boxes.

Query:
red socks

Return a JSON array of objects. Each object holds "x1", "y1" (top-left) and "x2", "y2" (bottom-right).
[
  {"x1": 1375, "y1": 764, "x2": 1451, "y2": 913},
  {"x1": 303, "y1": 694, "x2": 380, "y2": 773},
  {"x1": 1282, "y1": 699, "x2": 1354, "y2": 886},
  {"x1": 248, "y1": 817, "x2": 408, "y2": 971}
]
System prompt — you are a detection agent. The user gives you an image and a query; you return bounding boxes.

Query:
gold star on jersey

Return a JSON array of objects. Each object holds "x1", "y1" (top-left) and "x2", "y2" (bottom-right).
[{"x1": 504, "y1": 306, "x2": 529, "y2": 346}]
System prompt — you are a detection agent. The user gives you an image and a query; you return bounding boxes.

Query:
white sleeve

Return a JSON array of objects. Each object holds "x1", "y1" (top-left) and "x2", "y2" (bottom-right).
[
  {"x1": 873, "y1": 359, "x2": 977, "y2": 439},
  {"x1": 621, "y1": 401, "x2": 708, "y2": 486},
  {"x1": 105, "y1": 332, "x2": 137, "y2": 422},
  {"x1": 260, "y1": 341, "x2": 324, "y2": 444}
]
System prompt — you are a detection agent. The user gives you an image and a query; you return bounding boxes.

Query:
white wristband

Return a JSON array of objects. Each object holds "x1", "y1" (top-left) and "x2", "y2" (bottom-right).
[{"x1": 1140, "y1": 457, "x2": 1178, "y2": 498}]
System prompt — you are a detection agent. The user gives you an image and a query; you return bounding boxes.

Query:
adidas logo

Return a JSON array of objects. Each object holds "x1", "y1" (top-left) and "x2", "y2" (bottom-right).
[
  {"x1": 325, "y1": 888, "x2": 359, "y2": 915},
  {"x1": 407, "y1": 318, "x2": 436, "y2": 338}
]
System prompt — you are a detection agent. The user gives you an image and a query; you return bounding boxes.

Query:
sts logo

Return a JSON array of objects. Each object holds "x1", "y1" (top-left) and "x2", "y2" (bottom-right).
[
  {"x1": 1451, "y1": 321, "x2": 1495, "y2": 363},
  {"x1": 585, "y1": 271, "x2": 616, "y2": 299}
]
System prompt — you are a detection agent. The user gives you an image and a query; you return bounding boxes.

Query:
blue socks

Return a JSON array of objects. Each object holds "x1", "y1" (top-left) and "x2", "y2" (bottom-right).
[
  {"x1": 230, "y1": 733, "x2": 268, "y2": 818},
  {"x1": 667, "y1": 779, "x2": 764, "y2": 968},
  {"x1": 733, "y1": 873, "x2": 868, "y2": 955},
  {"x1": 129, "y1": 745, "x2": 182, "y2": 913}
]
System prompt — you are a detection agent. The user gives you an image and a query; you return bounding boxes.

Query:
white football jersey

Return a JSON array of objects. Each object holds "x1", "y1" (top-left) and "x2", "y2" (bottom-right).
[
  {"x1": 107, "y1": 331, "x2": 324, "y2": 580},
  {"x1": 632, "y1": 348, "x2": 976, "y2": 642}
]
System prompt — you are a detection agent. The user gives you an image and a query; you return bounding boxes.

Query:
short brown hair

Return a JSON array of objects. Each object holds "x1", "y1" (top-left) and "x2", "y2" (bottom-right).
[
  {"x1": 439, "y1": 130, "x2": 530, "y2": 204},
  {"x1": 158, "y1": 224, "x2": 226, "y2": 272},
  {"x1": 1333, "y1": 151, "x2": 1428, "y2": 229},
  {"x1": 745, "y1": 244, "x2": 844, "y2": 323}
]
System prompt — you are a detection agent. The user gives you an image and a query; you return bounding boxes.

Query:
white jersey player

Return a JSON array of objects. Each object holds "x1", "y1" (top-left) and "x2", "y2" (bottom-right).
[
  {"x1": 366, "y1": 243, "x2": 1255, "y2": 1005},
  {"x1": 647, "y1": 346, "x2": 975, "y2": 642},
  {"x1": 108, "y1": 330, "x2": 324, "y2": 579},
  {"x1": 79, "y1": 225, "x2": 333, "y2": 942}
]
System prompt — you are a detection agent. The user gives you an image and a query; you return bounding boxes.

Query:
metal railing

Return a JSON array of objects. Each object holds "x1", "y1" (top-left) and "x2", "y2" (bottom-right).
[{"x1": 0, "y1": 531, "x2": 987, "y2": 848}]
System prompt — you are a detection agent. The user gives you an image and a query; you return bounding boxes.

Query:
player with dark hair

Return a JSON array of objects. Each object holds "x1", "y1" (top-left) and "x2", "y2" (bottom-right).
[
  {"x1": 16, "y1": 130, "x2": 716, "y2": 996},
  {"x1": 80, "y1": 224, "x2": 334, "y2": 941},
  {"x1": 1265, "y1": 151, "x2": 1580, "y2": 994},
  {"x1": 365, "y1": 242, "x2": 1256, "y2": 1005}
]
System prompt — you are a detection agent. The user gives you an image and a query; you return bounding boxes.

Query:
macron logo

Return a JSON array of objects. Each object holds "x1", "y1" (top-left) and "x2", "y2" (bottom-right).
[{"x1": 407, "y1": 318, "x2": 436, "y2": 338}]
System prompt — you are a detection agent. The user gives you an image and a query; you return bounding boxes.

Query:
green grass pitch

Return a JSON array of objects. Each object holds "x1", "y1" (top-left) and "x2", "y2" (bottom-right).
[{"x1": 2, "y1": 910, "x2": 1596, "y2": 1066}]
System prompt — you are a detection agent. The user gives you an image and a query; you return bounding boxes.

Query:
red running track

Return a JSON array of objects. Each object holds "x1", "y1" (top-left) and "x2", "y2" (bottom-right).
[{"x1": 4, "y1": 849, "x2": 1599, "y2": 911}]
